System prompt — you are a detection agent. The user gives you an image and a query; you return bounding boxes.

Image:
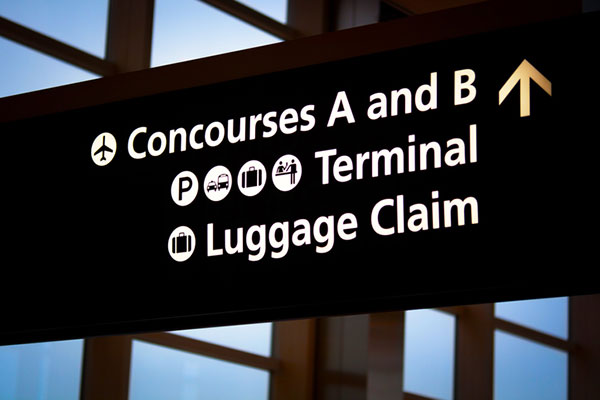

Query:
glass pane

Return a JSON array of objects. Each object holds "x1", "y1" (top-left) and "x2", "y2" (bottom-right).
[
  {"x1": 171, "y1": 322, "x2": 272, "y2": 357},
  {"x1": 495, "y1": 297, "x2": 568, "y2": 339},
  {"x1": 494, "y1": 330, "x2": 567, "y2": 400},
  {"x1": 0, "y1": 0, "x2": 109, "y2": 58},
  {"x1": 0, "y1": 339, "x2": 84, "y2": 400},
  {"x1": 0, "y1": 36, "x2": 99, "y2": 98},
  {"x1": 403, "y1": 309, "x2": 455, "y2": 400},
  {"x1": 129, "y1": 340, "x2": 270, "y2": 400},
  {"x1": 151, "y1": 0, "x2": 282, "y2": 68},
  {"x1": 236, "y1": 0, "x2": 287, "y2": 23}
]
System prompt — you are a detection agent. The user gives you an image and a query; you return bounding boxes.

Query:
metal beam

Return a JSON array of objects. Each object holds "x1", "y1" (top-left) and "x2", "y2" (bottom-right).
[
  {"x1": 367, "y1": 312, "x2": 405, "y2": 400},
  {"x1": 569, "y1": 294, "x2": 600, "y2": 400},
  {"x1": 0, "y1": 16, "x2": 116, "y2": 77},
  {"x1": 200, "y1": 0, "x2": 302, "y2": 40},
  {"x1": 106, "y1": 0, "x2": 155, "y2": 72},
  {"x1": 332, "y1": 0, "x2": 380, "y2": 30},
  {"x1": 288, "y1": 0, "x2": 331, "y2": 36},
  {"x1": 80, "y1": 336, "x2": 132, "y2": 400},
  {"x1": 1, "y1": 1, "x2": 580, "y2": 122},
  {"x1": 133, "y1": 332, "x2": 280, "y2": 371},
  {"x1": 454, "y1": 304, "x2": 494, "y2": 400},
  {"x1": 384, "y1": 0, "x2": 486, "y2": 16},
  {"x1": 495, "y1": 317, "x2": 572, "y2": 352},
  {"x1": 271, "y1": 319, "x2": 317, "y2": 400}
]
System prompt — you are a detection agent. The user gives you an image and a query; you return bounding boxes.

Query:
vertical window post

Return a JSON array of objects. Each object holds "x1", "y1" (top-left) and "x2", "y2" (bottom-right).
[
  {"x1": 367, "y1": 311, "x2": 405, "y2": 400},
  {"x1": 80, "y1": 336, "x2": 133, "y2": 400},
  {"x1": 455, "y1": 304, "x2": 494, "y2": 400},
  {"x1": 106, "y1": 0, "x2": 155, "y2": 72}
]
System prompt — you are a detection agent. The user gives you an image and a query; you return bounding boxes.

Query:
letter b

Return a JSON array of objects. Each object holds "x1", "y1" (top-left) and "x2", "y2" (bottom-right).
[{"x1": 455, "y1": 69, "x2": 476, "y2": 105}]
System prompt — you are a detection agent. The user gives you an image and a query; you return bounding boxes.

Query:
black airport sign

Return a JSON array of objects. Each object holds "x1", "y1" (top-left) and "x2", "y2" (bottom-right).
[{"x1": 1, "y1": 12, "x2": 599, "y2": 344}]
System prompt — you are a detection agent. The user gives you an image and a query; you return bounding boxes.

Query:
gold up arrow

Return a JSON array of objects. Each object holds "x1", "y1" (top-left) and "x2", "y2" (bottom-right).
[{"x1": 499, "y1": 59, "x2": 552, "y2": 117}]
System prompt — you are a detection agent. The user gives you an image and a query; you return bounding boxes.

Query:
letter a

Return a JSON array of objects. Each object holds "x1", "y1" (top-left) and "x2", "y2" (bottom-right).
[{"x1": 327, "y1": 91, "x2": 356, "y2": 127}]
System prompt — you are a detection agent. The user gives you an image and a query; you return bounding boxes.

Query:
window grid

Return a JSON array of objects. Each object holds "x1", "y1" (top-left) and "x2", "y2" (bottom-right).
[
  {"x1": 127, "y1": 333, "x2": 274, "y2": 400},
  {"x1": 399, "y1": 301, "x2": 571, "y2": 400},
  {"x1": 0, "y1": 3, "x2": 315, "y2": 399},
  {"x1": 0, "y1": 0, "x2": 298, "y2": 85},
  {"x1": 1, "y1": 1, "x2": 594, "y2": 399},
  {"x1": 130, "y1": 331, "x2": 279, "y2": 372}
]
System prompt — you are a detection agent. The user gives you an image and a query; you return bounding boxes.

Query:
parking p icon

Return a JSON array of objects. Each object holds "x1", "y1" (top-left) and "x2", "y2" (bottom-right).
[{"x1": 171, "y1": 171, "x2": 199, "y2": 206}]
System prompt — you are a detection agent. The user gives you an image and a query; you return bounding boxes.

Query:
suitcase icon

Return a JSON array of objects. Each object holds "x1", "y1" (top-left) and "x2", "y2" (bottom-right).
[
  {"x1": 241, "y1": 166, "x2": 262, "y2": 188},
  {"x1": 172, "y1": 232, "x2": 191, "y2": 253}
]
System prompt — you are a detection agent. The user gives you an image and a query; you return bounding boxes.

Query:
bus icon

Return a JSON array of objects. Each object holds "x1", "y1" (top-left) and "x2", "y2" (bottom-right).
[
  {"x1": 204, "y1": 166, "x2": 232, "y2": 202},
  {"x1": 218, "y1": 174, "x2": 229, "y2": 190},
  {"x1": 206, "y1": 174, "x2": 229, "y2": 192}
]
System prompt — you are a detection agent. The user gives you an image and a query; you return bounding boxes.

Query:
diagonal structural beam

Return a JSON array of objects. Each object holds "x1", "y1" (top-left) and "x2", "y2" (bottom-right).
[
  {"x1": 200, "y1": 0, "x2": 303, "y2": 40},
  {"x1": 0, "y1": 16, "x2": 117, "y2": 77}
]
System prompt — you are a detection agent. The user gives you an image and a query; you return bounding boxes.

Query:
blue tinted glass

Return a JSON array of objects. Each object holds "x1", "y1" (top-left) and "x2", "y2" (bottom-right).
[
  {"x1": 0, "y1": 339, "x2": 84, "y2": 400},
  {"x1": 129, "y1": 340, "x2": 270, "y2": 400},
  {"x1": 0, "y1": 0, "x2": 108, "y2": 57},
  {"x1": 404, "y1": 309, "x2": 455, "y2": 400},
  {"x1": 495, "y1": 297, "x2": 568, "y2": 339},
  {"x1": 494, "y1": 330, "x2": 567, "y2": 400},
  {"x1": 236, "y1": 0, "x2": 287, "y2": 23},
  {"x1": 0, "y1": 36, "x2": 98, "y2": 98},
  {"x1": 151, "y1": 0, "x2": 282, "y2": 68},
  {"x1": 171, "y1": 322, "x2": 272, "y2": 357}
]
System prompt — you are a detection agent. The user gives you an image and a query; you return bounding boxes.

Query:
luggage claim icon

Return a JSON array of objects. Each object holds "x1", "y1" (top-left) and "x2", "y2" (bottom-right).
[
  {"x1": 167, "y1": 156, "x2": 302, "y2": 261},
  {"x1": 168, "y1": 226, "x2": 196, "y2": 262},
  {"x1": 237, "y1": 160, "x2": 267, "y2": 197}
]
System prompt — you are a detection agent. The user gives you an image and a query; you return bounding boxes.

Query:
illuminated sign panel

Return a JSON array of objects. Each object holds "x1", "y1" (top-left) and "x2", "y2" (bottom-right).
[{"x1": 1, "y1": 12, "x2": 598, "y2": 343}]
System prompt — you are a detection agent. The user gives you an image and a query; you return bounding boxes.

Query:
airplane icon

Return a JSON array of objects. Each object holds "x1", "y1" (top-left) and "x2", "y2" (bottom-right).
[
  {"x1": 91, "y1": 132, "x2": 117, "y2": 166},
  {"x1": 94, "y1": 134, "x2": 114, "y2": 161}
]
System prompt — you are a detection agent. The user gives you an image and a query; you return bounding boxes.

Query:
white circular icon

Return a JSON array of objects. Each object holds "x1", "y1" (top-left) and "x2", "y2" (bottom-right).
[
  {"x1": 168, "y1": 226, "x2": 196, "y2": 262},
  {"x1": 171, "y1": 171, "x2": 199, "y2": 206},
  {"x1": 204, "y1": 165, "x2": 232, "y2": 202},
  {"x1": 237, "y1": 160, "x2": 267, "y2": 197},
  {"x1": 272, "y1": 154, "x2": 302, "y2": 192},
  {"x1": 91, "y1": 132, "x2": 117, "y2": 166}
]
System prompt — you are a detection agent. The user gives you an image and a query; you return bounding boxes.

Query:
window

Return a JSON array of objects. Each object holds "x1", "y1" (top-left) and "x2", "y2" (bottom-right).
[
  {"x1": 1, "y1": 3, "x2": 598, "y2": 400},
  {"x1": 0, "y1": 0, "x2": 286, "y2": 97},
  {"x1": 1, "y1": 2, "x2": 280, "y2": 396},
  {"x1": 403, "y1": 309, "x2": 455, "y2": 400},
  {"x1": 236, "y1": 0, "x2": 287, "y2": 23},
  {"x1": 129, "y1": 340, "x2": 270, "y2": 400},
  {"x1": 494, "y1": 331, "x2": 568, "y2": 400},
  {"x1": 495, "y1": 297, "x2": 568, "y2": 339},
  {"x1": 0, "y1": 36, "x2": 98, "y2": 98},
  {"x1": 172, "y1": 322, "x2": 272, "y2": 357},
  {"x1": 0, "y1": 339, "x2": 84, "y2": 400},
  {"x1": 494, "y1": 297, "x2": 569, "y2": 400},
  {"x1": 151, "y1": 0, "x2": 282, "y2": 68},
  {"x1": 0, "y1": 0, "x2": 109, "y2": 57}
]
